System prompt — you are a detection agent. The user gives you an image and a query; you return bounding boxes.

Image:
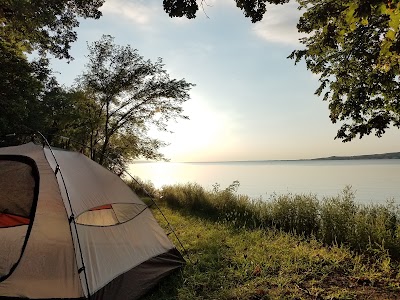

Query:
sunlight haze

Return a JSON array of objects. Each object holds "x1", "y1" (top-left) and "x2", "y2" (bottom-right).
[{"x1": 51, "y1": 0, "x2": 400, "y2": 162}]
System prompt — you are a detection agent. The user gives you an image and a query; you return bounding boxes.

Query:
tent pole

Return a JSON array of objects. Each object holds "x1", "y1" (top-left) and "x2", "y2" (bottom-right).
[{"x1": 122, "y1": 171, "x2": 194, "y2": 265}]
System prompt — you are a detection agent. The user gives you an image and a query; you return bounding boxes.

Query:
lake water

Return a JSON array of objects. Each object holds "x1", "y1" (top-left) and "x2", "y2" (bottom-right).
[{"x1": 129, "y1": 159, "x2": 400, "y2": 205}]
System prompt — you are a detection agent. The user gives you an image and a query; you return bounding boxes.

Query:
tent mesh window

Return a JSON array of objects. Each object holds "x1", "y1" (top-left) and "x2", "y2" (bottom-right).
[
  {"x1": 76, "y1": 203, "x2": 148, "y2": 226},
  {"x1": 0, "y1": 156, "x2": 39, "y2": 279}
]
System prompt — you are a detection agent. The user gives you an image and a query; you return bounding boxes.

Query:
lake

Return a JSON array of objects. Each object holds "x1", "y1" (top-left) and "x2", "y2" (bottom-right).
[{"x1": 129, "y1": 159, "x2": 400, "y2": 205}]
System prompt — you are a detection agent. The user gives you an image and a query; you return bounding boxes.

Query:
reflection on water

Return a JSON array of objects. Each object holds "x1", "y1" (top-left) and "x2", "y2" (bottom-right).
[{"x1": 129, "y1": 160, "x2": 400, "y2": 204}]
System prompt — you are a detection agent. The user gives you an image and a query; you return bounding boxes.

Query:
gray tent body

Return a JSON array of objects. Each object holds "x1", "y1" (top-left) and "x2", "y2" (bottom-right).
[{"x1": 0, "y1": 143, "x2": 184, "y2": 299}]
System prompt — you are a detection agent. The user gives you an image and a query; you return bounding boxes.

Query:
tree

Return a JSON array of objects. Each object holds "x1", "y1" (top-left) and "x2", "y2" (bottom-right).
[
  {"x1": 0, "y1": 0, "x2": 104, "y2": 59},
  {"x1": 163, "y1": 0, "x2": 400, "y2": 142},
  {"x1": 76, "y1": 35, "x2": 194, "y2": 167},
  {"x1": 0, "y1": 42, "x2": 52, "y2": 138},
  {"x1": 289, "y1": 0, "x2": 400, "y2": 141},
  {"x1": 163, "y1": 0, "x2": 288, "y2": 23},
  {"x1": 0, "y1": 0, "x2": 105, "y2": 144},
  {"x1": 37, "y1": 87, "x2": 103, "y2": 149}
]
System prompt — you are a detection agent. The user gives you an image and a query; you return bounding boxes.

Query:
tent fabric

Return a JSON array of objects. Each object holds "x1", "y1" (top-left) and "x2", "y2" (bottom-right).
[
  {"x1": 0, "y1": 213, "x2": 30, "y2": 227},
  {"x1": 0, "y1": 143, "x2": 83, "y2": 299},
  {"x1": 0, "y1": 226, "x2": 27, "y2": 278},
  {"x1": 44, "y1": 148, "x2": 144, "y2": 217},
  {"x1": 0, "y1": 143, "x2": 184, "y2": 299},
  {"x1": 91, "y1": 248, "x2": 184, "y2": 300}
]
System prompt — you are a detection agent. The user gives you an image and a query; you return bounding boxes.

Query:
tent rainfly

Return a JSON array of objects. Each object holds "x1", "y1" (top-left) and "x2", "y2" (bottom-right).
[{"x1": 0, "y1": 142, "x2": 185, "y2": 299}]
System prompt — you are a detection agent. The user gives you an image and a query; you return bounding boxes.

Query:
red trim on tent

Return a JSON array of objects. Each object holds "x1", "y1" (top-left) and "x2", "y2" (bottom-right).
[
  {"x1": 90, "y1": 204, "x2": 113, "y2": 211},
  {"x1": 0, "y1": 213, "x2": 30, "y2": 227}
]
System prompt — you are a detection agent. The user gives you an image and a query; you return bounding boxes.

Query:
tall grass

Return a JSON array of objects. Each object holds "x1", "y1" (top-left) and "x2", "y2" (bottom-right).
[
  {"x1": 126, "y1": 177, "x2": 158, "y2": 198},
  {"x1": 160, "y1": 182, "x2": 400, "y2": 259}
]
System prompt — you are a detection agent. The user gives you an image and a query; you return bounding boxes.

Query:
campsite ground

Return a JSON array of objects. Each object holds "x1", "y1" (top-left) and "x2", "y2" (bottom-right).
[{"x1": 142, "y1": 201, "x2": 400, "y2": 300}]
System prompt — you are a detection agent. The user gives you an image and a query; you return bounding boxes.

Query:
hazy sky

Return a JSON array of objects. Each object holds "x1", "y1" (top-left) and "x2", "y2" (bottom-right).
[{"x1": 51, "y1": 0, "x2": 400, "y2": 162}]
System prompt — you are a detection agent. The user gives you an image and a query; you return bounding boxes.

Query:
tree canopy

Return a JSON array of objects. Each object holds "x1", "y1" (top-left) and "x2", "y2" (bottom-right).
[
  {"x1": 0, "y1": 42, "x2": 54, "y2": 137},
  {"x1": 163, "y1": 0, "x2": 288, "y2": 23},
  {"x1": 0, "y1": 0, "x2": 105, "y2": 145},
  {"x1": 289, "y1": 0, "x2": 400, "y2": 141},
  {"x1": 164, "y1": 0, "x2": 400, "y2": 142},
  {"x1": 0, "y1": 0, "x2": 104, "y2": 59}
]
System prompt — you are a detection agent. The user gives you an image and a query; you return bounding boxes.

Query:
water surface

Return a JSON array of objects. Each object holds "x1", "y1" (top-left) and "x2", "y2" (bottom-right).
[{"x1": 129, "y1": 159, "x2": 400, "y2": 204}]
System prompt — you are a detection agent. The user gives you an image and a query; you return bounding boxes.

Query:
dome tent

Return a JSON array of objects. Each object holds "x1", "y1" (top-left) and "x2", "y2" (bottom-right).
[{"x1": 0, "y1": 142, "x2": 185, "y2": 299}]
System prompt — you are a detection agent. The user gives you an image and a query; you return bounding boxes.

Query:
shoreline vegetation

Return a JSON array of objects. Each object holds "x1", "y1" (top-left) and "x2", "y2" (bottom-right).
[{"x1": 129, "y1": 180, "x2": 400, "y2": 299}]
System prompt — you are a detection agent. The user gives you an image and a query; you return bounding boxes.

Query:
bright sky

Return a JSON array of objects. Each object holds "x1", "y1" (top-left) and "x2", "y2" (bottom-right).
[{"x1": 51, "y1": 0, "x2": 400, "y2": 162}]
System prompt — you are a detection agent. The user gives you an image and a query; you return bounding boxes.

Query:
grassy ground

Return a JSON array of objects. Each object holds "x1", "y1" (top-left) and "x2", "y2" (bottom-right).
[{"x1": 143, "y1": 201, "x2": 400, "y2": 300}]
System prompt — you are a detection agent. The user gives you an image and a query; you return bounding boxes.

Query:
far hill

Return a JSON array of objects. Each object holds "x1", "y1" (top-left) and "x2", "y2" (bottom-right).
[{"x1": 313, "y1": 152, "x2": 400, "y2": 160}]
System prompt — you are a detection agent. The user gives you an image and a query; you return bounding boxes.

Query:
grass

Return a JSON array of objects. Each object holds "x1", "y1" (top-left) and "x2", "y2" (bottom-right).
[
  {"x1": 130, "y1": 180, "x2": 400, "y2": 299},
  {"x1": 143, "y1": 201, "x2": 400, "y2": 300},
  {"x1": 159, "y1": 183, "x2": 400, "y2": 260}
]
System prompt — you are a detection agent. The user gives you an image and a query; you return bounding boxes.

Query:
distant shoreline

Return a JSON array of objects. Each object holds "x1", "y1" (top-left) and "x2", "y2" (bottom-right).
[
  {"x1": 133, "y1": 152, "x2": 400, "y2": 164},
  {"x1": 187, "y1": 152, "x2": 400, "y2": 163},
  {"x1": 312, "y1": 152, "x2": 400, "y2": 160}
]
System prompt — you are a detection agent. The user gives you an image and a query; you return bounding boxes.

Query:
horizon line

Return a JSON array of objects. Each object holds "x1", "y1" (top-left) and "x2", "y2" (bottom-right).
[{"x1": 132, "y1": 151, "x2": 400, "y2": 164}]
